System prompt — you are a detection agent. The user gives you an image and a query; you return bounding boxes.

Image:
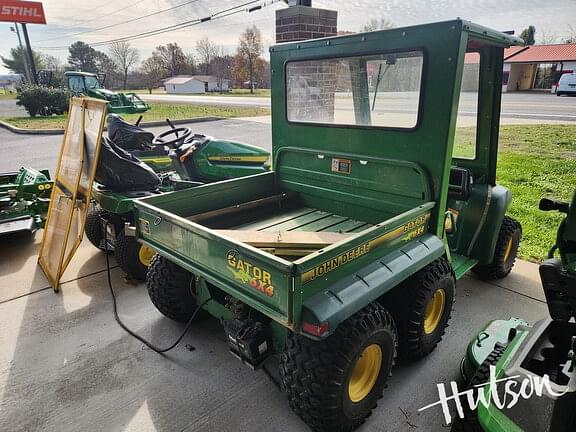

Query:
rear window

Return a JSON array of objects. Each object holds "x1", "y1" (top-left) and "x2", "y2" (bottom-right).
[{"x1": 286, "y1": 50, "x2": 424, "y2": 129}]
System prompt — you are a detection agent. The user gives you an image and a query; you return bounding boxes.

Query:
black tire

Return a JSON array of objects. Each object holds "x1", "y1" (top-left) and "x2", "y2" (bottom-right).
[
  {"x1": 146, "y1": 254, "x2": 204, "y2": 323},
  {"x1": 451, "y1": 346, "x2": 506, "y2": 431},
  {"x1": 473, "y1": 216, "x2": 522, "y2": 280},
  {"x1": 85, "y1": 207, "x2": 109, "y2": 250},
  {"x1": 280, "y1": 302, "x2": 397, "y2": 432},
  {"x1": 115, "y1": 230, "x2": 153, "y2": 280},
  {"x1": 386, "y1": 257, "x2": 455, "y2": 361}
]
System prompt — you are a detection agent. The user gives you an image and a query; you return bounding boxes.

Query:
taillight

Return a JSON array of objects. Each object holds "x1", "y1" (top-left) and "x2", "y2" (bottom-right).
[{"x1": 302, "y1": 321, "x2": 329, "y2": 337}]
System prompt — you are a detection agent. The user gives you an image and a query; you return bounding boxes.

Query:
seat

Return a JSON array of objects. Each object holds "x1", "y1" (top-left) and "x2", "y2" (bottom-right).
[
  {"x1": 95, "y1": 137, "x2": 161, "y2": 192},
  {"x1": 107, "y1": 114, "x2": 154, "y2": 151}
]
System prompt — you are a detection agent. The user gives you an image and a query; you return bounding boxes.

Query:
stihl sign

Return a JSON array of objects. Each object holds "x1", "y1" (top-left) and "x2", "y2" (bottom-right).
[{"x1": 0, "y1": 1, "x2": 46, "y2": 24}]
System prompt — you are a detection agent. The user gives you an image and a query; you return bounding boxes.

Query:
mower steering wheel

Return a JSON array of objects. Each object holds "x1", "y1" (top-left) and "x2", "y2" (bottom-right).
[{"x1": 152, "y1": 127, "x2": 192, "y2": 147}]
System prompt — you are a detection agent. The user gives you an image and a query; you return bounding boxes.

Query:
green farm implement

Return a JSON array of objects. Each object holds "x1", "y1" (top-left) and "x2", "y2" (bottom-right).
[
  {"x1": 86, "y1": 116, "x2": 270, "y2": 280},
  {"x1": 134, "y1": 20, "x2": 524, "y2": 431},
  {"x1": 0, "y1": 167, "x2": 52, "y2": 236},
  {"x1": 65, "y1": 71, "x2": 149, "y2": 114},
  {"x1": 453, "y1": 190, "x2": 576, "y2": 432}
]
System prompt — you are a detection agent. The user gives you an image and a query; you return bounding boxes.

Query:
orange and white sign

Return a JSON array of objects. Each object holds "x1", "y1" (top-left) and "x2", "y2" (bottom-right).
[{"x1": 0, "y1": 0, "x2": 46, "y2": 24}]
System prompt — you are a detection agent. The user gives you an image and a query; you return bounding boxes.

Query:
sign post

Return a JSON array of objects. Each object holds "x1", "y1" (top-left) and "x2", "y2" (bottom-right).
[{"x1": 0, "y1": 1, "x2": 46, "y2": 84}]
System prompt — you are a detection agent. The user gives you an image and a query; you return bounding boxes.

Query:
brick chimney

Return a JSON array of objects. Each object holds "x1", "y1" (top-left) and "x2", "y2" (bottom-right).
[{"x1": 276, "y1": 3, "x2": 337, "y2": 43}]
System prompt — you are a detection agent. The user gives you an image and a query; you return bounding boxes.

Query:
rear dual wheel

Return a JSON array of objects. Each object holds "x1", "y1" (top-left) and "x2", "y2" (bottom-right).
[
  {"x1": 280, "y1": 302, "x2": 397, "y2": 432},
  {"x1": 386, "y1": 257, "x2": 456, "y2": 361}
]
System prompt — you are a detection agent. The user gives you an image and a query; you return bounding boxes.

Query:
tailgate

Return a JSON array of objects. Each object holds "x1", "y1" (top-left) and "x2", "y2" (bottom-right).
[{"x1": 134, "y1": 180, "x2": 295, "y2": 326}]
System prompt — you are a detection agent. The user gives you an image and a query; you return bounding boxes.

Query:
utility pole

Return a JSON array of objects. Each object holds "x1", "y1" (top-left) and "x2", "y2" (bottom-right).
[
  {"x1": 11, "y1": 23, "x2": 31, "y2": 83},
  {"x1": 20, "y1": 23, "x2": 38, "y2": 84}
]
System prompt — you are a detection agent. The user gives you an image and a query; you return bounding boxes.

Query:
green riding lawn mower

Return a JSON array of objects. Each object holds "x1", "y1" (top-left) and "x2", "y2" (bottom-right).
[
  {"x1": 65, "y1": 71, "x2": 149, "y2": 114},
  {"x1": 85, "y1": 114, "x2": 270, "y2": 280},
  {"x1": 0, "y1": 167, "x2": 53, "y2": 236},
  {"x1": 452, "y1": 190, "x2": 576, "y2": 432},
  {"x1": 132, "y1": 20, "x2": 525, "y2": 432}
]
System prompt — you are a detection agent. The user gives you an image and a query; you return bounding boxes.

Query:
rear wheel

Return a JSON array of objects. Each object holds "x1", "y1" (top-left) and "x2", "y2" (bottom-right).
[
  {"x1": 280, "y1": 302, "x2": 397, "y2": 432},
  {"x1": 386, "y1": 257, "x2": 455, "y2": 361},
  {"x1": 85, "y1": 207, "x2": 109, "y2": 250},
  {"x1": 473, "y1": 216, "x2": 522, "y2": 280},
  {"x1": 146, "y1": 254, "x2": 204, "y2": 323},
  {"x1": 115, "y1": 230, "x2": 154, "y2": 280}
]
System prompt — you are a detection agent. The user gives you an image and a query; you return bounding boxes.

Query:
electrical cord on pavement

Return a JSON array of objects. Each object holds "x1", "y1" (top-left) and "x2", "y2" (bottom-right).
[{"x1": 103, "y1": 220, "x2": 207, "y2": 354}]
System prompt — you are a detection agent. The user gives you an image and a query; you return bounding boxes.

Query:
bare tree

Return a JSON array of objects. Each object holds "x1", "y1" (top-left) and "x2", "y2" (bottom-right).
[
  {"x1": 237, "y1": 25, "x2": 262, "y2": 94},
  {"x1": 361, "y1": 18, "x2": 394, "y2": 32},
  {"x1": 141, "y1": 55, "x2": 164, "y2": 94},
  {"x1": 109, "y1": 41, "x2": 140, "y2": 89},
  {"x1": 566, "y1": 25, "x2": 576, "y2": 44},
  {"x1": 154, "y1": 43, "x2": 188, "y2": 77},
  {"x1": 196, "y1": 38, "x2": 218, "y2": 75},
  {"x1": 212, "y1": 47, "x2": 233, "y2": 92},
  {"x1": 539, "y1": 28, "x2": 558, "y2": 44}
]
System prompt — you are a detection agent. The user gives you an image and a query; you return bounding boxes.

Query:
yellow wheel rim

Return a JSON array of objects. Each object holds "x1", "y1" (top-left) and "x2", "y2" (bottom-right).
[
  {"x1": 503, "y1": 238, "x2": 514, "y2": 262},
  {"x1": 138, "y1": 246, "x2": 155, "y2": 267},
  {"x1": 424, "y1": 288, "x2": 446, "y2": 335},
  {"x1": 348, "y1": 344, "x2": 383, "y2": 403}
]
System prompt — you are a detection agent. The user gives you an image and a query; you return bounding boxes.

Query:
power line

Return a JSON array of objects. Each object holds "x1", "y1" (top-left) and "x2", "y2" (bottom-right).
[
  {"x1": 38, "y1": 0, "x2": 277, "y2": 50},
  {"x1": 35, "y1": 0, "x2": 202, "y2": 43},
  {"x1": 57, "y1": 0, "x2": 146, "y2": 30}
]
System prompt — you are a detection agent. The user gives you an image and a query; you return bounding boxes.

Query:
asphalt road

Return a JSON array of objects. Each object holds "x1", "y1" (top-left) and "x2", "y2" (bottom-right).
[
  {"x1": 141, "y1": 91, "x2": 576, "y2": 122},
  {"x1": 0, "y1": 118, "x2": 272, "y2": 174}
]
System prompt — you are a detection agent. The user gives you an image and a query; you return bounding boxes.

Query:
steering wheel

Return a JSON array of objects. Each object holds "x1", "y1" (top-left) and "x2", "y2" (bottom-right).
[{"x1": 152, "y1": 127, "x2": 192, "y2": 147}]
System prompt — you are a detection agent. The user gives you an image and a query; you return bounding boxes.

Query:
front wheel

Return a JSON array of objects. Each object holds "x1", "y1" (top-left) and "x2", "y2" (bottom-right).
[
  {"x1": 85, "y1": 207, "x2": 109, "y2": 250},
  {"x1": 473, "y1": 216, "x2": 522, "y2": 280},
  {"x1": 280, "y1": 302, "x2": 397, "y2": 432}
]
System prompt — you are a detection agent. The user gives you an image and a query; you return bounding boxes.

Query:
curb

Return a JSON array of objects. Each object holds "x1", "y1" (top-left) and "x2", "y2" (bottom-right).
[{"x1": 0, "y1": 116, "x2": 224, "y2": 136}]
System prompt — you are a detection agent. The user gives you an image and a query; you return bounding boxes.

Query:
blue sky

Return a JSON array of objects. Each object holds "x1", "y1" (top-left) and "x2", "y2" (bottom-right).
[{"x1": 1, "y1": 0, "x2": 574, "y2": 73}]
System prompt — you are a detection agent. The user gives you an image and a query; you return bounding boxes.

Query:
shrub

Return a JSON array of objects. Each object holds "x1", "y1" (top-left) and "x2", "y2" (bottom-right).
[{"x1": 16, "y1": 85, "x2": 72, "y2": 117}]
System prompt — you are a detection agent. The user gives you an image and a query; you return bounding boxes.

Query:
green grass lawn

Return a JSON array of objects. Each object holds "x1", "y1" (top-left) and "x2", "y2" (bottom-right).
[
  {"x1": 455, "y1": 124, "x2": 576, "y2": 262},
  {"x1": 0, "y1": 103, "x2": 270, "y2": 129},
  {"x1": 0, "y1": 91, "x2": 17, "y2": 99}
]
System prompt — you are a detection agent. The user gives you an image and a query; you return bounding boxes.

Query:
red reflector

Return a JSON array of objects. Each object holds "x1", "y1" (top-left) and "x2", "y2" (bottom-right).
[{"x1": 302, "y1": 321, "x2": 329, "y2": 337}]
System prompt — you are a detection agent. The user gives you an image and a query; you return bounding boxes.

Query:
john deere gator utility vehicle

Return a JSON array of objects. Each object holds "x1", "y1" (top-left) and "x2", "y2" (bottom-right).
[
  {"x1": 452, "y1": 190, "x2": 576, "y2": 432},
  {"x1": 134, "y1": 20, "x2": 523, "y2": 431},
  {"x1": 85, "y1": 115, "x2": 270, "y2": 280},
  {"x1": 65, "y1": 71, "x2": 149, "y2": 114},
  {"x1": 0, "y1": 167, "x2": 52, "y2": 236}
]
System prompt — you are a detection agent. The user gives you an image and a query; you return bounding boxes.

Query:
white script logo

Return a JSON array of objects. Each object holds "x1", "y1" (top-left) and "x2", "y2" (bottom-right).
[{"x1": 418, "y1": 366, "x2": 569, "y2": 424}]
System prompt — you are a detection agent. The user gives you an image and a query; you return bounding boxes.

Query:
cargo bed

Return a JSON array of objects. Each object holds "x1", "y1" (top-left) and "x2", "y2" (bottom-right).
[{"x1": 135, "y1": 167, "x2": 435, "y2": 327}]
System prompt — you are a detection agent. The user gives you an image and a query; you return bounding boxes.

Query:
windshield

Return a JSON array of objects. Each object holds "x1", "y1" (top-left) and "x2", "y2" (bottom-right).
[
  {"x1": 286, "y1": 50, "x2": 423, "y2": 129},
  {"x1": 84, "y1": 76, "x2": 100, "y2": 89}
]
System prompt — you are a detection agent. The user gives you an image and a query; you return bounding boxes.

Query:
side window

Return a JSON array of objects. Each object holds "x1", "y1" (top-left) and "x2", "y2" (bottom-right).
[
  {"x1": 452, "y1": 52, "x2": 480, "y2": 159},
  {"x1": 68, "y1": 76, "x2": 85, "y2": 93}
]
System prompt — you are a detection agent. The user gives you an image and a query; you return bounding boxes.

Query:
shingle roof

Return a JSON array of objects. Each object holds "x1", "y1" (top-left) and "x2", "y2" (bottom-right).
[{"x1": 505, "y1": 44, "x2": 576, "y2": 63}]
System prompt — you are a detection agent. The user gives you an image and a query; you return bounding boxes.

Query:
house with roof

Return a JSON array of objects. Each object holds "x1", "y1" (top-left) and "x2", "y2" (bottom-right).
[
  {"x1": 464, "y1": 43, "x2": 576, "y2": 93},
  {"x1": 502, "y1": 44, "x2": 576, "y2": 93},
  {"x1": 164, "y1": 75, "x2": 229, "y2": 94}
]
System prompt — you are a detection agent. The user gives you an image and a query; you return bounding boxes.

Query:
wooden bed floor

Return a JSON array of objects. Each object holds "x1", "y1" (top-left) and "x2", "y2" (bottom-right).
[{"x1": 233, "y1": 206, "x2": 372, "y2": 234}]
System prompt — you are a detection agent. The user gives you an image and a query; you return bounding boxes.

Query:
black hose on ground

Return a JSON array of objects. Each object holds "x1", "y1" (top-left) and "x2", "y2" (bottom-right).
[{"x1": 103, "y1": 220, "x2": 207, "y2": 354}]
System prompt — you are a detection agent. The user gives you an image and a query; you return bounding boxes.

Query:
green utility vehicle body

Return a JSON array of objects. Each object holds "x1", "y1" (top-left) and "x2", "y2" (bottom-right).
[
  {"x1": 65, "y1": 71, "x2": 149, "y2": 114},
  {"x1": 0, "y1": 167, "x2": 53, "y2": 235},
  {"x1": 135, "y1": 20, "x2": 523, "y2": 339}
]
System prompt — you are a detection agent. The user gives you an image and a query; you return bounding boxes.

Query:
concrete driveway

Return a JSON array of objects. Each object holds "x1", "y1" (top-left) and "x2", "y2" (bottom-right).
[{"x1": 0, "y1": 228, "x2": 547, "y2": 432}]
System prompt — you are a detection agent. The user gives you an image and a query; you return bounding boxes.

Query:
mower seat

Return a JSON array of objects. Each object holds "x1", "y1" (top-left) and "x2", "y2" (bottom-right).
[
  {"x1": 95, "y1": 137, "x2": 161, "y2": 192},
  {"x1": 107, "y1": 114, "x2": 154, "y2": 151}
]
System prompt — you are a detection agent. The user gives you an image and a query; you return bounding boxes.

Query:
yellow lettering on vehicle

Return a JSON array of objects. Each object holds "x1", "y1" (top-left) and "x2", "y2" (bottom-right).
[
  {"x1": 226, "y1": 253, "x2": 275, "y2": 297},
  {"x1": 301, "y1": 213, "x2": 431, "y2": 284}
]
